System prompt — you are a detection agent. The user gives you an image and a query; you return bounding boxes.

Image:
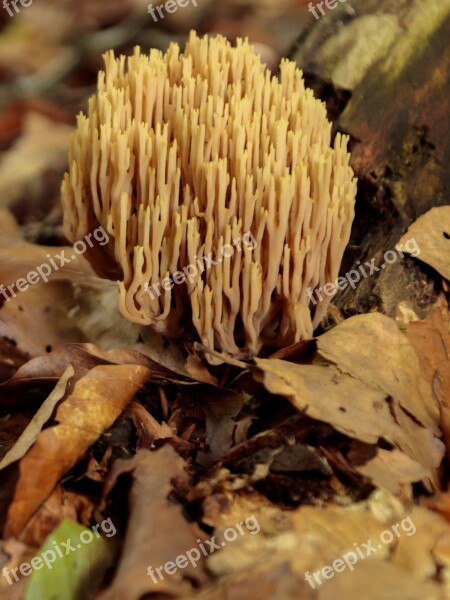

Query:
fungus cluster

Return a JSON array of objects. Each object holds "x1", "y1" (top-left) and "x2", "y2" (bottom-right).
[{"x1": 62, "y1": 31, "x2": 357, "y2": 360}]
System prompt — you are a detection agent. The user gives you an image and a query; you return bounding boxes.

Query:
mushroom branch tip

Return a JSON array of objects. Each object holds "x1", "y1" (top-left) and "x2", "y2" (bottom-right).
[{"x1": 61, "y1": 30, "x2": 357, "y2": 362}]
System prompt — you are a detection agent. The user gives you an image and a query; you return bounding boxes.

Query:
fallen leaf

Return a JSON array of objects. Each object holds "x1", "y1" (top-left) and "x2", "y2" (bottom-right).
[
  {"x1": 316, "y1": 313, "x2": 440, "y2": 433},
  {"x1": 196, "y1": 390, "x2": 245, "y2": 466},
  {"x1": 0, "y1": 210, "x2": 111, "y2": 359},
  {"x1": 0, "y1": 243, "x2": 98, "y2": 288},
  {"x1": 0, "y1": 343, "x2": 183, "y2": 411},
  {"x1": 253, "y1": 359, "x2": 387, "y2": 445},
  {"x1": 5, "y1": 363, "x2": 151, "y2": 537},
  {"x1": 204, "y1": 490, "x2": 448, "y2": 600},
  {"x1": 355, "y1": 449, "x2": 430, "y2": 495},
  {"x1": 253, "y1": 358, "x2": 443, "y2": 481},
  {"x1": 0, "y1": 281, "x2": 87, "y2": 360},
  {"x1": 190, "y1": 561, "x2": 305, "y2": 600},
  {"x1": 185, "y1": 353, "x2": 219, "y2": 385},
  {"x1": 397, "y1": 206, "x2": 450, "y2": 280},
  {"x1": 0, "y1": 366, "x2": 73, "y2": 471},
  {"x1": 99, "y1": 446, "x2": 209, "y2": 600},
  {"x1": 316, "y1": 560, "x2": 440, "y2": 600},
  {"x1": 17, "y1": 486, "x2": 94, "y2": 549},
  {"x1": 405, "y1": 301, "x2": 450, "y2": 459},
  {"x1": 124, "y1": 400, "x2": 174, "y2": 449}
]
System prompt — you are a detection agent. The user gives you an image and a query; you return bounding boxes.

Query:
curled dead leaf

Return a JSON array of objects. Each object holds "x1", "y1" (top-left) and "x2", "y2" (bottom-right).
[{"x1": 5, "y1": 363, "x2": 151, "y2": 537}]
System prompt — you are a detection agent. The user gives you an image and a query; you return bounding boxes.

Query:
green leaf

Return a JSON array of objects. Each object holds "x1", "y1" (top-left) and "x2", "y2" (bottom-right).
[{"x1": 24, "y1": 518, "x2": 116, "y2": 600}]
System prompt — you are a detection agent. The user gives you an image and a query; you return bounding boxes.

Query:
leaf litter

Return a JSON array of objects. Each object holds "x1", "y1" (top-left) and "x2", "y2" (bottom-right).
[{"x1": 0, "y1": 5, "x2": 450, "y2": 598}]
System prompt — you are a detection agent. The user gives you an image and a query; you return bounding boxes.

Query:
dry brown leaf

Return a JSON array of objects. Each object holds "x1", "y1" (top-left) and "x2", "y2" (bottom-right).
[
  {"x1": 195, "y1": 415, "x2": 337, "y2": 509},
  {"x1": 253, "y1": 358, "x2": 443, "y2": 482},
  {"x1": 398, "y1": 206, "x2": 450, "y2": 281},
  {"x1": 208, "y1": 491, "x2": 393, "y2": 578},
  {"x1": 14, "y1": 485, "x2": 92, "y2": 548},
  {"x1": 393, "y1": 506, "x2": 450, "y2": 582},
  {"x1": 185, "y1": 354, "x2": 219, "y2": 385},
  {"x1": 316, "y1": 560, "x2": 440, "y2": 600},
  {"x1": 99, "y1": 446, "x2": 209, "y2": 600},
  {"x1": 0, "y1": 211, "x2": 98, "y2": 358},
  {"x1": 0, "y1": 412, "x2": 35, "y2": 464},
  {"x1": 190, "y1": 561, "x2": 306, "y2": 600},
  {"x1": 204, "y1": 490, "x2": 448, "y2": 600},
  {"x1": 2, "y1": 343, "x2": 181, "y2": 393},
  {"x1": 0, "y1": 280, "x2": 87, "y2": 359},
  {"x1": 405, "y1": 301, "x2": 450, "y2": 458},
  {"x1": 254, "y1": 359, "x2": 386, "y2": 444},
  {"x1": 0, "y1": 243, "x2": 98, "y2": 287},
  {"x1": 0, "y1": 343, "x2": 190, "y2": 416},
  {"x1": 4, "y1": 363, "x2": 151, "y2": 537},
  {"x1": 197, "y1": 390, "x2": 245, "y2": 466},
  {"x1": 355, "y1": 449, "x2": 430, "y2": 495},
  {"x1": 124, "y1": 400, "x2": 174, "y2": 449},
  {"x1": 1, "y1": 345, "x2": 105, "y2": 391},
  {"x1": 0, "y1": 366, "x2": 73, "y2": 471},
  {"x1": 316, "y1": 313, "x2": 440, "y2": 433}
]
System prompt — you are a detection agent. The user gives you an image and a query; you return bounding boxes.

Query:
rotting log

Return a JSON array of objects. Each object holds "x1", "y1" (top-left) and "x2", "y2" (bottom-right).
[{"x1": 293, "y1": 0, "x2": 450, "y2": 321}]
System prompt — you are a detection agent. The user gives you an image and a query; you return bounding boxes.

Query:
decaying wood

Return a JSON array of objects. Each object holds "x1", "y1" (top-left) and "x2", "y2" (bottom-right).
[{"x1": 293, "y1": 0, "x2": 450, "y2": 320}]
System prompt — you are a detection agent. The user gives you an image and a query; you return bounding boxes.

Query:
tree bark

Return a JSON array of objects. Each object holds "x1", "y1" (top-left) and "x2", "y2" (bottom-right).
[{"x1": 293, "y1": 0, "x2": 450, "y2": 320}]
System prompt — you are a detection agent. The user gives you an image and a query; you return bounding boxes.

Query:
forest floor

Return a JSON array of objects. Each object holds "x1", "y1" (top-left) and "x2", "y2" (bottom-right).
[{"x1": 0, "y1": 1, "x2": 450, "y2": 599}]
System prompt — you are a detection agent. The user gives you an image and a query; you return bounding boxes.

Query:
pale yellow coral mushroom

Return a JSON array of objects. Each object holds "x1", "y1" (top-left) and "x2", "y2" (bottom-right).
[{"x1": 62, "y1": 30, "x2": 357, "y2": 361}]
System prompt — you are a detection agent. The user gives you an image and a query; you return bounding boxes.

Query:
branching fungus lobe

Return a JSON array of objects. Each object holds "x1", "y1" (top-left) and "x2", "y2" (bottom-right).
[{"x1": 62, "y1": 31, "x2": 357, "y2": 359}]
